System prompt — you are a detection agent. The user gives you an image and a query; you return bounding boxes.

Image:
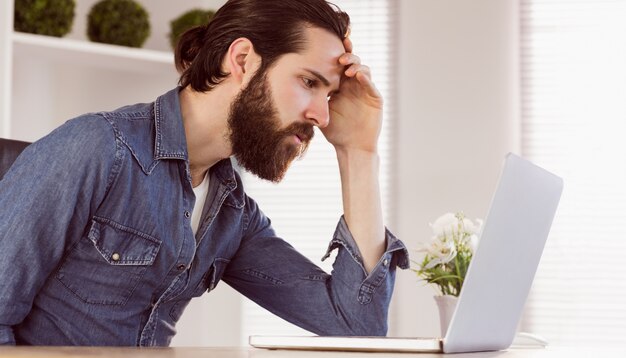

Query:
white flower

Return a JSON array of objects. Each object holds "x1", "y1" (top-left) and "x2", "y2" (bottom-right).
[
  {"x1": 462, "y1": 218, "x2": 482, "y2": 253},
  {"x1": 430, "y1": 213, "x2": 459, "y2": 237},
  {"x1": 463, "y1": 218, "x2": 483, "y2": 235},
  {"x1": 413, "y1": 211, "x2": 484, "y2": 296},
  {"x1": 468, "y1": 234, "x2": 479, "y2": 253},
  {"x1": 419, "y1": 236, "x2": 457, "y2": 269}
]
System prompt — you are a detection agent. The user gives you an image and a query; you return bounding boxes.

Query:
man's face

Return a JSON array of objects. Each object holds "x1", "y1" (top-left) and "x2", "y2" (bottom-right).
[
  {"x1": 227, "y1": 27, "x2": 345, "y2": 182},
  {"x1": 227, "y1": 70, "x2": 314, "y2": 182}
]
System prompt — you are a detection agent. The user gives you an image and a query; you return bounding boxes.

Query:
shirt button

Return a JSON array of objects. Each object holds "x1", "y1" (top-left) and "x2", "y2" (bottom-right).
[
  {"x1": 383, "y1": 258, "x2": 389, "y2": 266},
  {"x1": 112, "y1": 253, "x2": 120, "y2": 261},
  {"x1": 177, "y1": 264, "x2": 187, "y2": 271},
  {"x1": 184, "y1": 211, "x2": 191, "y2": 218}
]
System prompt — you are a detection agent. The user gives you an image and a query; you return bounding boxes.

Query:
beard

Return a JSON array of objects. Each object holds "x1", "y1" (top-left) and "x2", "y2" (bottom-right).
[{"x1": 227, "y1": 70, "x2": 315, "y2": 183}]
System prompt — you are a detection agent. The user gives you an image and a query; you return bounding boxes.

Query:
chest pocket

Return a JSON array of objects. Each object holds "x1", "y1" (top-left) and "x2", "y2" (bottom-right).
[{"x1": 56, "y1": 217, "x2": 161, "y2": 306}]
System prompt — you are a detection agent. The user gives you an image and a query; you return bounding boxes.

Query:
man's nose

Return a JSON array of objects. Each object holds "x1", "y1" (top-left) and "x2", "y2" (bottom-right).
[{"x1": 304, "y1": 96, "x2": 330, "y2": 128}]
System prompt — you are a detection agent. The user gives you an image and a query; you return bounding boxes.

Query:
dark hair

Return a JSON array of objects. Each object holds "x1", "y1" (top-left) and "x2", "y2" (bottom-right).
[{"x1": 175, "y1": 0, "x2": 350, "y2": 92}]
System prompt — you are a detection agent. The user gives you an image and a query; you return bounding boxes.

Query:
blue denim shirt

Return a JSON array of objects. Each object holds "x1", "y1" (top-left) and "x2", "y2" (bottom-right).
[{"x1": 0, "y1": 88, "x2": 409, "y2": 346}]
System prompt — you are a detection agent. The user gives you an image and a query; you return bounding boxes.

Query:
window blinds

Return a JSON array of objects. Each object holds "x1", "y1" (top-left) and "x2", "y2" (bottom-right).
[
  {"x1": 521, "y1": 0, "x2": 626, "y2": 346},
  {"x1": 239, "y1": 0, "x2": 396, "y2": 342}
]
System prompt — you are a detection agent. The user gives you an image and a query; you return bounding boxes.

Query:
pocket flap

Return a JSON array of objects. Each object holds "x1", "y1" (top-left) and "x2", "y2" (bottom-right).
[{"x1": 88, "y1": 217, "x2": 161, "y2": 265}]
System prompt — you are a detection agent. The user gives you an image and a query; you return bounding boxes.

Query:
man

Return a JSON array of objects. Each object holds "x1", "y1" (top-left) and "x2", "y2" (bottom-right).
[{"x1": 0, "y1": 0, "x2": 408, "y2": 346}]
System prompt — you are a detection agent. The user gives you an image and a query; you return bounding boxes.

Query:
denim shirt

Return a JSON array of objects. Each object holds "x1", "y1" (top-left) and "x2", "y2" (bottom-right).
[{"x1": 0, "y1": 88, "x2": 409, "y2": 346}]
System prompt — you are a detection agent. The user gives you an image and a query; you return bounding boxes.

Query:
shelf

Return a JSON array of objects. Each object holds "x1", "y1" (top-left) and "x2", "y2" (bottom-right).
[{"x1": 12, "y1": 32, "x2": 176, "y2": 75}]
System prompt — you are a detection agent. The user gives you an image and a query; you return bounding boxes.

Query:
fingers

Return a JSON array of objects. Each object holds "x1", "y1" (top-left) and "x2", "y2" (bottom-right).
[
  {"x1": 355, "y1": 69, "x2": 382, "y2": 99},
  {"x1": 343, "y1": 37, "x2": 353, "y2": 53},
  {"x1": 339, "y1": 52, "x2": 361, "y2": 67},
  {"x1": 342, "y1": 64, "x2": 381, "y2": 99},
  {"x1": 338, "y1": 40, "x2": 382, "y2": 100},
  {"x1": 345, "y1": 63, "x2": 370, "y2": 78},
  {"x1": 339, "y1": 53, "x2": 367, "y2": 79}
]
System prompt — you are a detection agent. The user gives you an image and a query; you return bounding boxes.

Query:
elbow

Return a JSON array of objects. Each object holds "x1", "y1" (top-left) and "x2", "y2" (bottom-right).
[
  {"x1": 352, "y1": 321, "x2": 388, "y2": 337},
  {"x1": 0, "y1": 325, "x2": 16, "y2": 345},
  {"x1": 334, "y1": 310, "x2": 389, "y2": 337}
]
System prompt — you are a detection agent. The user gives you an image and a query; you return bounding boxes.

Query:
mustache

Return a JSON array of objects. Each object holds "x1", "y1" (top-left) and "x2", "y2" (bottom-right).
[{"x1": 281, "y1": 122, "x2": 315, "y2": 143}]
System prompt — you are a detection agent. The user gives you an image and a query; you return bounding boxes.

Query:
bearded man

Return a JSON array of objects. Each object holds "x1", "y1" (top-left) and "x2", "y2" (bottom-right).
[{"x1": 0, "y1": 0, "x2": 408, "y2": 346}]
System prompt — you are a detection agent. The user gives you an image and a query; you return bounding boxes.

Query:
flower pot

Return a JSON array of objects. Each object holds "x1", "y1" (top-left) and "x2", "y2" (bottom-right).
[{"x1": 434, "y1": 295, "x2": 458, "y2": 336}]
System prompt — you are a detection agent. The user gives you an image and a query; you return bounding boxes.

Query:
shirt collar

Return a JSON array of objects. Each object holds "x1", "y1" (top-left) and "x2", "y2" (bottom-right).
[
  {"x1": 153, "y1": 87, "x2": 189, "y2": 161},
  {"x1": 212, "y1": 158, "x2": 239, "y2": 192},
  {"x1": 153, "y1": 87, "x2": 239, "y2": 189}
]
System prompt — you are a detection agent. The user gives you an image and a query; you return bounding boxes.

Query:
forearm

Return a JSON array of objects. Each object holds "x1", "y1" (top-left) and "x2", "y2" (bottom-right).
[
  {"x1": 226, "y1": 211, "x2": 406, "y2": 336},
  {"x1": 227, "y1": 193, "x2": 409, "y2": 336},
  {"x1": 336, "y1": 147, "x2": 385, "y2": 274}
]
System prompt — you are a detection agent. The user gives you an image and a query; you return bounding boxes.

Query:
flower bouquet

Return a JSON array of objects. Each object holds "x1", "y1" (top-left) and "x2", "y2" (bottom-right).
[{"x1": 412, "y1": 212, "x2": 483, "y2": 297}]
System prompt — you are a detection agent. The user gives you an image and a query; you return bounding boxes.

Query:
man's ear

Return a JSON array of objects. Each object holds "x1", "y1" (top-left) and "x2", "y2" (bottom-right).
[{"x1": 224, "y1": 38, "x2": 261, "y2": 86}]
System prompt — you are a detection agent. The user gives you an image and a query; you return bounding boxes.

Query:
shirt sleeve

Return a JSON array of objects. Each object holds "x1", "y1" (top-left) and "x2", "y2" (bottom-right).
[
  {"x1": 321, "y1": 216, "x2": 409, "y2": 305},
  {"x1": 0, "y1": 115, "x2": 119, "y2": 345},
  {"x1": 222, "y1": 195, "x2": 409, "y2": 337}
]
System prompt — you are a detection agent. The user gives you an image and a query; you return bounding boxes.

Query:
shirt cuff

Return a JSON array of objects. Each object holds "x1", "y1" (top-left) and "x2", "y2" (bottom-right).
[
  {"x1": 321, "y1": 215, "x2": 410, "y2": 272},
  {"x1": 321, "y1": 216, "x2": 409, "y2": 305}
]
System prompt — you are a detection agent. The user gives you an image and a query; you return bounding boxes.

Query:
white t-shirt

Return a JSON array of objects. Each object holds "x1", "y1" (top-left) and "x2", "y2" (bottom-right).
[{"x1": 191, "y1": 172, "x2": 210, "y2": 236}]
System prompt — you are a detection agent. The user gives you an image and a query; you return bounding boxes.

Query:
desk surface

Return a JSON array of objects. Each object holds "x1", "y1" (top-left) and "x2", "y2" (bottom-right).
[{"x1": 0, "y1": 346, "x2": 622, "y2": 358}]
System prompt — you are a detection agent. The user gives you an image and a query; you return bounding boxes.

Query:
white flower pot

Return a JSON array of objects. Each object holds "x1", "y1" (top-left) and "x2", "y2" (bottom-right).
[{"x1": 434, "y1": 295, "x2": 458, "y2": 336}]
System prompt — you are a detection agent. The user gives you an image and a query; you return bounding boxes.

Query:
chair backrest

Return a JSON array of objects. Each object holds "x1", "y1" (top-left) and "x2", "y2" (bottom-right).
[{"x1": 0, "y1": 138, "x2": 31, "y2": 180}]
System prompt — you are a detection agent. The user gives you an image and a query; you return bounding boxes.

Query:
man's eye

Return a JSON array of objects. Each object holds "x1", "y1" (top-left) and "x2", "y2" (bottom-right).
[{"x1": 302, "y1": 77, "x2": 315, "y2": 88}]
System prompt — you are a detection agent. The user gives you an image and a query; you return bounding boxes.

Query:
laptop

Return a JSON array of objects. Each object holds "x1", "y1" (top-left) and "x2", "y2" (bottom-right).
[{"x1": 249, "y1": 153, "x2": 563, "y2": 353}]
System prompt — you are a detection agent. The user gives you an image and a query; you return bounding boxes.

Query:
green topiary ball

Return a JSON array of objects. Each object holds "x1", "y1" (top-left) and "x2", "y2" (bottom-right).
[
  {"x1": 14, "y1": 0, "x2": 76, "y2": 37},
  {"x1": 169, "y1": 9, "x2": 215, "y2": 50},
  {"x1": 87, "y1": 0, "x2": 150, "y2": 48}
]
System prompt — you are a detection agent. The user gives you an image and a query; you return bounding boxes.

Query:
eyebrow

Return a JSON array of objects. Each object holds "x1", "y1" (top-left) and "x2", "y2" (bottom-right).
[{"x1": 303, "y1": 68, "x2": 340, "y2": 93}]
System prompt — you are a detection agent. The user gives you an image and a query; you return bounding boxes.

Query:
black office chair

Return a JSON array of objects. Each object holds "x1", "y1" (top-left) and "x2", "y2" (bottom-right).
[{"x1": 0, "y1": 138, "x2": 31, "y2": 180}]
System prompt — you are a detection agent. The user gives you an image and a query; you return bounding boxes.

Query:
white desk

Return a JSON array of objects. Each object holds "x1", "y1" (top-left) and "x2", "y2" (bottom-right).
[{"x1": 0, "y1": 346, "x2": 622, "y2": 358}]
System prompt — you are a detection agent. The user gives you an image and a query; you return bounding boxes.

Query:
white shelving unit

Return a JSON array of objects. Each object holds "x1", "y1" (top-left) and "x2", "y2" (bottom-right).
[
  {"x1": 0, "y1": 0, "x2": 225, "y2": 141},
  {"x1": 12, "y1": 32, "x2": 174, "y2": 74}
]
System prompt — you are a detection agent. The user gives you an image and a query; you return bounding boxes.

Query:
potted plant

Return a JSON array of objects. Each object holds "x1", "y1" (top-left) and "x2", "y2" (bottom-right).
[
  {"x1": 412, "y1": 212, "x2": 482, "y2": 335},
  {"x1": 14, "y1": 0, "x2": 76, "y2": 37},
  {"x1": 169, "y1": 9, "x2": 216, "y2": 50},
  {"x1": 87, "y1": 0, "x2": 150, "y2": 48}
]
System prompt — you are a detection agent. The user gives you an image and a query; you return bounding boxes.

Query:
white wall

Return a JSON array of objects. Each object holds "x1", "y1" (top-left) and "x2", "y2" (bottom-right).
[{"x1": 390, "y1": 0, "x2": 520, "y2": 337}]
